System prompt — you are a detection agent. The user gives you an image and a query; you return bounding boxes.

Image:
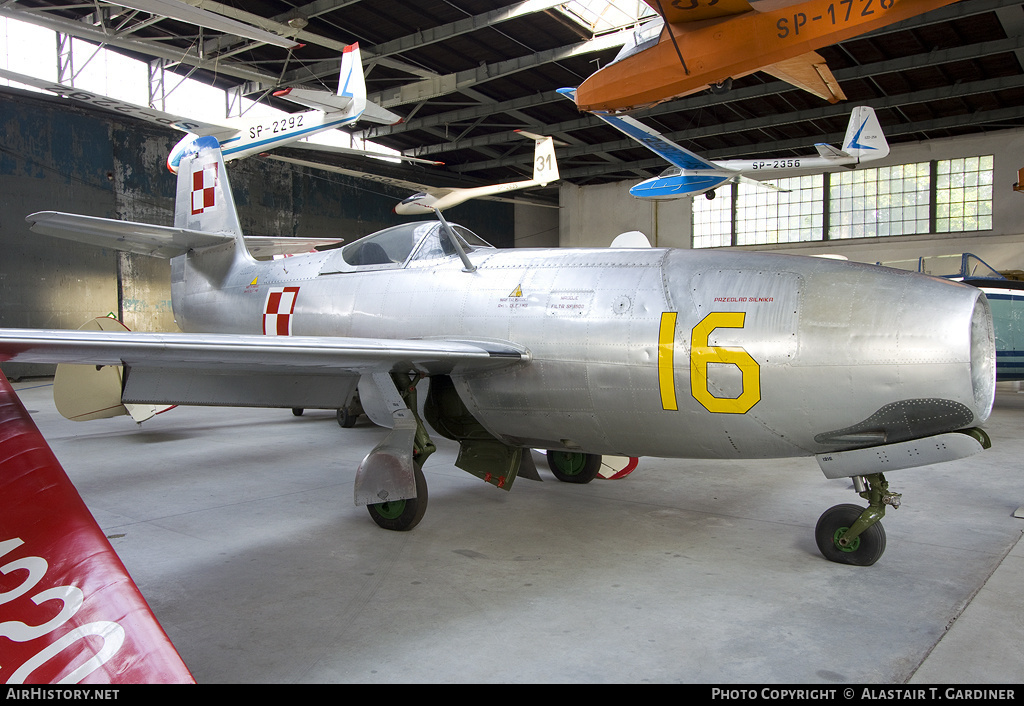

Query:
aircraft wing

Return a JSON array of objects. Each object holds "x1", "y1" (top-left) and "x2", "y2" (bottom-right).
[
  {"x1": 0, "y1": 329, "x2": 529, "y2": 409},
  {"x1": 288, "y1": 142, "x2": 445, "y2": 166},
  {"x1": 761, "y1": 52, "x2": 847, "y2": 104},
  {"x1": 558, "y1": 87, "x2": 716, "y2": 171},
  {"x1": 0, "y1": 372, "x2": 194, "y2": 683},
  {"x1": 264, "y1": 154, "x2": 441, "y2": 193},
  {"x1": 0, "y1": 67, "x2": 227, "y2": 137}
]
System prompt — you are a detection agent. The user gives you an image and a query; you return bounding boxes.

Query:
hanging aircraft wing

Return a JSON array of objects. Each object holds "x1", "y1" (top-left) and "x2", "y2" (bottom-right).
[
  {"x1": 0, "y1": 67, "x2": 223, "y2": 135},
  {"x1": 762, "y1": 52, "x2": 846, "y2": 104},
  {"x1": 112, "y1": 0, "x2": 298, "y2": 48},
  {"x1": 557, "y1": 88, "x2": 716, "y2": 171},
  {"x1": 263, "y1": 155, "x2": 559, "y2": 209},
  {"x1": 264, "y1": 155, "x2": 442, "y2": 194},
  {"x1": 289, "y1": 142, "x2": 444, "y2": 166}
]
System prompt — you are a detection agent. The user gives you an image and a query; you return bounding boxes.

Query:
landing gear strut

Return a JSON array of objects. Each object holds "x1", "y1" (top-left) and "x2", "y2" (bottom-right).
[
  {"x1": 358, "y1": 373, "x2": 435, "y2": 532},
  {"x1": 816, "y1": 473, "x2": 900, "y2": 566}
]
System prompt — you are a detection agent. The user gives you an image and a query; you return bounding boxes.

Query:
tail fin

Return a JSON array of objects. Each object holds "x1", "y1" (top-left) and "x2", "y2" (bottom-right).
[
  {"x1": 532, "y1": 135, "x2": 559, "y2": 186},
  {"x1": 842, "y1": 106, "x2": 889, "y2": 162},
  {"x1": 174, "y1": 136, "x2": 243, "y2": 236},
  {"x1": 271, "y1": 44, "x2": 368, "y2": 121},
  {"x1": 337, "y1": 42, "x2": 367, "y2": 120}
]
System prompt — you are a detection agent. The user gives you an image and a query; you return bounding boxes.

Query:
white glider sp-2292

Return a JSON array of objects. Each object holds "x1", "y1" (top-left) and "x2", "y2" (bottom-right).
[
  {"x1": 0, "y1": 44, "x2": 428, "y2": 173},
  {"x1": 560, "y1": 88, "x2": 889, "y2": 200},
  {"x1": 0, "y1": 138, "x2": 996, "y2": 567}
]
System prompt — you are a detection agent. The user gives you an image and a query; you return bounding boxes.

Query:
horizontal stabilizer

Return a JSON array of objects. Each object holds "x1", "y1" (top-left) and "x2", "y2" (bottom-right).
[
  {"x1": 27, "y1": 211, "x2": 342, "y2": 259},
  {"x1": 274, "y1": 87, "x2": 354, "y2": 113},
  {"x1": 27, "y1": 211, "x2": 233, "y2": 258},
  {"x1": 762, "y1": 52, "x2": 846, "y2": 104},
  {"x1": 244, "y1": 236, "x2": 343, "y2": 258},
  {"x1": 814, "y1": 143, "x2": 851, "y2": 159},
  {"x1": 360, "y1": 100, "x2": 403, "y2": 125},
  {"x1": 735, "y1": 175, "x2": 790, "y2": 193}
]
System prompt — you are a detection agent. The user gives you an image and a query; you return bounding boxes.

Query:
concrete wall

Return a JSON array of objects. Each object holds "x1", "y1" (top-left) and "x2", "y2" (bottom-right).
[{"x1": 561, "y1": 127, "x2": 1024, "y2": 270}]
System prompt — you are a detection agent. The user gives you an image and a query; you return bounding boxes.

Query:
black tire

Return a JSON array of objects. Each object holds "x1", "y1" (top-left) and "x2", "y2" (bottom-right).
[
  {"x1": 366, "y1": 463, "x2": 428, "y2": 531},
  {"x1": 291, "y1": 407, "x2": 304, "y2": 416},
  {"x1": 546, "y1": 450, "x2": 602, "y2": 484},
  {"x1": 815, "y1": 503, "x2": 886, "y2": 566},
  {"x1": 337, "y1": 406, "x2": 357, "y2": 428},
  {"x1": 704, "y1": 189, "x2": 717, "y2": 200},
  {"x1": 709, "y1": 77, "x2": 733, "y2": 94}
]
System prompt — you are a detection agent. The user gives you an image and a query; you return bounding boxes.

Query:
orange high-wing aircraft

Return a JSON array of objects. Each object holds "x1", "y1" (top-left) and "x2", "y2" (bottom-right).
[{"x1": 573, "y1": 0, "x2": 959, "y2": 112}]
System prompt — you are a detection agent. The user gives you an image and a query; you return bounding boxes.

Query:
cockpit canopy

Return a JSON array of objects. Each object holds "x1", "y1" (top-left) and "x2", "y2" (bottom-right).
[
  {"x1": 608, "y1": 17, "x2": 664, "y2": 67},
  {"x1": 334, "y1": 221, "x2": 493, "y2": 270}
]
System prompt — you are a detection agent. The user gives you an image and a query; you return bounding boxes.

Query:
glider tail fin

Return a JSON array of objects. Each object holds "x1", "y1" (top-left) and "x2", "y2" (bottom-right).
[
  {"x1": 842, "y1": 106, "x2": 890, "y2": 162},
  {"x1": 174, "y1": 136, "x2": 244, "y2": 238},
  {"x1": 337, "y1": 42, "x2": 367, "y2": 120},
  {"x1": 533, "y1": 136, "x2": 559, "y2": 185}
]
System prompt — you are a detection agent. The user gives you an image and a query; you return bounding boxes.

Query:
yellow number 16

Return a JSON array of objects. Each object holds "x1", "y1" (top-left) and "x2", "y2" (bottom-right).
[{"x1": 659, "y1": 311, "x2": 761, "y2": 414}]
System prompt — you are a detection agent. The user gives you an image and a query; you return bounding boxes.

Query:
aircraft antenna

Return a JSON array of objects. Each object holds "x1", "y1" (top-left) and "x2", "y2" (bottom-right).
[{"x1": 431, "y1": 207, "x2": 476, "y2": 273}]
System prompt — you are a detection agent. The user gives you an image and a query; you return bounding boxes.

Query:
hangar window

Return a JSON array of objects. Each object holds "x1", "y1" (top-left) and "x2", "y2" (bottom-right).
[
  {"x1": 735, "y1": 175, "x2": 824, "y2": 245},
  {"x1": 691, "y1": 156, "x2": 994, "y2": 247},
  {"x1": 691, "y1": 186, "x2": 733, "y2": 249},
  {"x1": 936, "y1": 156, "x2": 994, "y2": 233},
  {"x1": 829, "y1": 162, "x2": 931, "y2": 239}
]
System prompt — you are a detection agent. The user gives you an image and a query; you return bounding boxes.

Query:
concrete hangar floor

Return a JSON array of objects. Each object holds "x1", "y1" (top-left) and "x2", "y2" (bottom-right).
[{"x1": 12, "y1": 379, "x2": 1024, "y2": 684}]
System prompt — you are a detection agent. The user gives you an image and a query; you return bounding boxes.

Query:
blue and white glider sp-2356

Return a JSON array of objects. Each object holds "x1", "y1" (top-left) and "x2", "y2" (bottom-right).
[
  {"x1": 0, "y1": 44, "x2": 430, "y2": 173},
  {"x1": 0, "y1": 139, "x2": 997, "y2": 567},
  {"x1": 559, "y1": 88, "x2": 889, "y2": 201}
]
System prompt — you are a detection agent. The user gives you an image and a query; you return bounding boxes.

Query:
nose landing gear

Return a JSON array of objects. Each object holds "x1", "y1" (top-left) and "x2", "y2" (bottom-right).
[{"x1": 816, "y1": 473, "x2": 900, "y2": 566}]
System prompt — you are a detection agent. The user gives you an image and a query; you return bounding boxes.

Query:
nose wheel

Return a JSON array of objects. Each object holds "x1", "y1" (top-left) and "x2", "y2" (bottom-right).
[
  {"x1": 815, "y1": 503, "x2": 887, "y2": 566},
  {"x1": 815, "y1": 473, "x2": 900, "y2": 566}
]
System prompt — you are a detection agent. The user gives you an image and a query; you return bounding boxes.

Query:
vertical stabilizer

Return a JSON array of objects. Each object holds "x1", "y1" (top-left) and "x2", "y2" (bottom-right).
[
  {"x1": 842, "y1": 106, "x2": 889, "y2": 162},
  {"x1": 337, "y1": 42, "x2": 367, "y2": 120},
  {"x1": 532, "y1": 136, "x2": 559, "y2": 185},
  {"x1": 174, "y1": 136, "x2": 243, "y2": 236}
]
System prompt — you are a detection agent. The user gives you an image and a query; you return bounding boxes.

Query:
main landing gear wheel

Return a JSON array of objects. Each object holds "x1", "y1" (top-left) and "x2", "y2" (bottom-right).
[
  {"x1": 337, "y1": 406, "x2": 358, "y2": 428},
  {"x1": 366, "y1": 462, "x2": 428, "y2": 532},
  {"x1": 815, "y1": 503, "x2": 887, "y2": 566},
  {"x1": 546, "y1": 450, "x2": 602, "y2": 484}
]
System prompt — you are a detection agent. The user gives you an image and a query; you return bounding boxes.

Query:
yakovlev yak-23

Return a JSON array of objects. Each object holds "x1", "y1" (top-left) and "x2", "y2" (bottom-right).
[{"x1": 0, "y1": 140, "x2": 996, "y2": 567}]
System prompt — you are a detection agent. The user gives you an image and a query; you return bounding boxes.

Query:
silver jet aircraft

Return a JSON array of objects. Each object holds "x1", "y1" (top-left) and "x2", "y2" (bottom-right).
[{"x1": 0, "y1": 139, "x2": 996, "y2": 566}]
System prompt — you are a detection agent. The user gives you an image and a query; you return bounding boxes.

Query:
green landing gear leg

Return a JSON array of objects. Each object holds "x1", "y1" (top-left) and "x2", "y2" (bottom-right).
[{"x1": 816, "y1": 473, "x2": 901, "y2": 566}]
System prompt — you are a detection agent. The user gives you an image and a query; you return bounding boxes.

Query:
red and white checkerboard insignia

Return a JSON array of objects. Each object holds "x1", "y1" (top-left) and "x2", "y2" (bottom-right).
[
  {"x1": 263, "y1": 286, "x2": 300, "y2": 336},
  {"x1": 191, "y1": 162, "x2": 218, "y2": 215}
]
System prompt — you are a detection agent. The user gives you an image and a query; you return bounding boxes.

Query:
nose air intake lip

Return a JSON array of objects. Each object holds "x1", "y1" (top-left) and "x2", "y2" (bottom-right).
[{"x1": 970, "y1": 292, "x2": 996, "y2": 424}]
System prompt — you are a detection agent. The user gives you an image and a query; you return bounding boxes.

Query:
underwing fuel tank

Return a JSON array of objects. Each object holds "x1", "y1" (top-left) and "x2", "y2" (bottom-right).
[{"x1": 453, "y1": 250, "x2": 995, "y2": 463}]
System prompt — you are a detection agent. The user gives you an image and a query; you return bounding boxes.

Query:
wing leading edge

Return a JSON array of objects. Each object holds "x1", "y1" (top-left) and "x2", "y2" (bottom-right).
[{"x1": 0, "y1": 328, "x2": 529, "y2": 410}]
